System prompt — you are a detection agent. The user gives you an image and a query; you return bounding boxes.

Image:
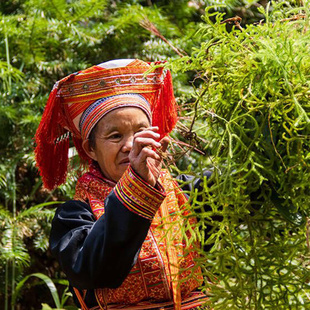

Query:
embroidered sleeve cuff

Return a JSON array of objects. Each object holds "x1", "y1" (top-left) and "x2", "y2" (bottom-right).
[{"x1": 113, "y1": 166, "x2": 166, "y2": 220}]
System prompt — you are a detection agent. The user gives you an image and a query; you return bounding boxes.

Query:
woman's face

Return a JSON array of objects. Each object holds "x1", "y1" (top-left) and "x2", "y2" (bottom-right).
[{"x1": 84, "y1": 107, "x2": 150, "y2": 182}]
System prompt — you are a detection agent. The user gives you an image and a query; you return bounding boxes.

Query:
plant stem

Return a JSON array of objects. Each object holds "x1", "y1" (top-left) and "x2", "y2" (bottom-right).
[
  {"x1": 189, "y1": 87, "x2": 208, "y2": 133},
  {"x1": 4, "y1": 25, "x2": 12, "y2": 93},
  {"x1": 11, "y1": 166, "x2": 16, "y2": 310},
  {"x1": 5, "y1": 262, "x2": 9, "y2": 310}
]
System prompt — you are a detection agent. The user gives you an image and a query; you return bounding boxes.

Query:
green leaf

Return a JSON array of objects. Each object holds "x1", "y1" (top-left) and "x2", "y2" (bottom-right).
[
  {"x1": 12, "y1": 273, "x2": 61, "y2": 308},
  {"x1": 41, "y1": 304, "x2": 54, "y2": 310}
]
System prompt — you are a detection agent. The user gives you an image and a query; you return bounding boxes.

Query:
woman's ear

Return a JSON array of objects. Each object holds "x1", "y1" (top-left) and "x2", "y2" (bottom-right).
[{"x1": 82, "y1": 139, "x2": 97, "y2": 161}]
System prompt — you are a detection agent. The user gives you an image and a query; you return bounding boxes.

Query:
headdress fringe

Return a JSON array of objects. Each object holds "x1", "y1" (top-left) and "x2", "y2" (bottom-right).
[
  {"x1": 152, "y1": 70, "x2": 178, "y2": 138},
  {"x1": 34, "y1": 75, "x2": 75, "y2": 190}
]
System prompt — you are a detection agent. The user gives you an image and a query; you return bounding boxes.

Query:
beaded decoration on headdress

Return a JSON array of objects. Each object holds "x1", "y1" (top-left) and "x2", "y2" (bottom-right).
[{"x1": 35, "y1": 59, "x2": 177, "y2": 190}]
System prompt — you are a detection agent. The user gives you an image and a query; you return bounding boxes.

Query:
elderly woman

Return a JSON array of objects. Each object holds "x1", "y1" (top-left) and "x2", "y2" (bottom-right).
[{"x1": 35, "y1": 59, "x2": 207, "y2": 310}]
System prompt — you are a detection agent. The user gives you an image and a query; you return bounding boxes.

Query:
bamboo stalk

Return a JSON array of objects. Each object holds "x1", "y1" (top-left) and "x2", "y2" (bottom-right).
[
  {"x1": 5, "y1": 262, "x2": 8, "y2": 310},
  {"x1": 4, "y1": 24, "x2": 12, "y2": 93},
  {"x1": 11, "y1": 166, "x2": 17, "y2": 310}
]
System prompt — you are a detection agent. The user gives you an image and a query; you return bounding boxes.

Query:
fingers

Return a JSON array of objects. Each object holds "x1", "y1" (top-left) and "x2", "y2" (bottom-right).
[
  {"x1": 135, "y1": 145, "x2": 161, "y2": 163},
  {"x1": 159, "y1": 136, "x2": 170, "y2": 153},
  {"x1": 129, "y1": 141, "x2": 161, "y2": 186},
  {"x1": 130, "y1": 127, "x2": 160, "y2": 157},
  {"x1": 134, "y1": 126, "x2": 160, "y2": 140},
  {"x1": 130, "y1": 137, "x2": 161, "y2": 158},
  {"x1": 128, "y1": 127, "x2": 170, "y2": 186},
  {"x1": 130, "y1": 127, "x2": 170, "y2": 169}
]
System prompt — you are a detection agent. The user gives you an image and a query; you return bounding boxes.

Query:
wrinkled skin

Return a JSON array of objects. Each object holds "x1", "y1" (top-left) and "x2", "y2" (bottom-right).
[{"x1": 82, "y1": 107, "x2": 169, "y2": 186}]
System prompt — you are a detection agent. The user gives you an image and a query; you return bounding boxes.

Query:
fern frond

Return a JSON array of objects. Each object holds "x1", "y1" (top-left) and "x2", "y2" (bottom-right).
[
  {"x1": 0, "y1": 227, "x2": 30, "y2": 267},
  {"x1": 16, "y1": 202, "x2": 61, "y2": 222},
  {"x1": 0, "y1": 205, "x2": 12, "y2": 221},
  {"x1": 70, "y1": 0, "x2": 107, "y2": 21},
  {"x1": 0, "y1": 61, "x2": 25, "y2": 92}
]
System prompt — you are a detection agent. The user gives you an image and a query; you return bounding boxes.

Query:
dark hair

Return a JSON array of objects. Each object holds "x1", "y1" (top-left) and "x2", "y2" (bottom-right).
[{"x1": 88, "y1": 122, "x2": 99, "y2": 150}]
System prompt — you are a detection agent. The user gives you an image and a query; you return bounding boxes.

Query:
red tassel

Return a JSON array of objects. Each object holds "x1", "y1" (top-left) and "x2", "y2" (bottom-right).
[
  {"x1": 35, "y1": 75, "x2": 75, "y2": 190},
  {"x1": 152, "y1": 70, "x2": 178, "y2": 138}
]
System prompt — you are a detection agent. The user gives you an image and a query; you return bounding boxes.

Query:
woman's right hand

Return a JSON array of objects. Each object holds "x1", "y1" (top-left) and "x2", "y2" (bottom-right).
[{"x1": 129, "y1": 126, "x2": 169, "y2": 187}]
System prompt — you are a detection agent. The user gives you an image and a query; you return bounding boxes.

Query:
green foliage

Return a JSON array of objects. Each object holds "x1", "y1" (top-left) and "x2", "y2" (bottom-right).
[
  {"x1": 12, "y1": 273, "x2": 75, "y2": 310},
  {"x1": 0, "y1": 201, "x2": 60, "y2": 267},
  {"x1": 2, "y1": 0, "x2": 306, "y2": 309},
  {"x1": 171, "y1": 2, "x2": 310, "y2": 309},
  {"x1": 1, "y1": 1, "x2": 214, "y2": 308}
]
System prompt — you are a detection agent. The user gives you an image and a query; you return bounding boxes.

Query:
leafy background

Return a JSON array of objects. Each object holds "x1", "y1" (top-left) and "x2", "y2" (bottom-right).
[{"x1": 1, "y1": 0, "x2": 309, "y2": 309}]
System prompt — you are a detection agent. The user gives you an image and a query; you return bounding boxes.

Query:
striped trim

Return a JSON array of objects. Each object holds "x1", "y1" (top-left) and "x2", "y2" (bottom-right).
[
  {"x1": 79, "y1": 94, "x2": 152, "y2": 140},
  {"x1": 114, "y1": 166, "x2": 166, "y2": 220}
]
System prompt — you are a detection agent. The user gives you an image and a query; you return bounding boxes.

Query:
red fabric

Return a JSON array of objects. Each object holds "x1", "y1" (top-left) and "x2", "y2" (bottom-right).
[
  {"x1": 34, "y1": 74, "x2": 75, "y2": 190},
  {"x1": 152, "y1": 70, "x2": 178, "y2": 138},
  {"x1": 74, "y1": 164, "x2": 203, "y2": 309},
  {"x1": 35, "y1": 60, "x2": 178, "y2": 190}
]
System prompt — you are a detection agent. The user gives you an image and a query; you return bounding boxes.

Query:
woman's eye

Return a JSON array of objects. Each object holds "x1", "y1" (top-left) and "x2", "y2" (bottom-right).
[{"x1": 108, "y1": 134, "x2": 122, "y2": 140}]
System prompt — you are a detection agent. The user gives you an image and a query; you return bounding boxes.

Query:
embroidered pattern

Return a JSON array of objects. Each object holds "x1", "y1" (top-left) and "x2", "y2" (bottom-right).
[
  {"x1": 98, "y1": 291, "x2": 208, "y2": 309},
  {"x1": 55, "y1": 60, "x2": 166, "y2": 140},
  {"x1": 74, "y1": 163, "x2": 204, "y2": 308},
  {"x1": 114, "y1": 166, "x2": 166, "y2": 220},
  {"x1": 59, "y1": 71, "x2": 162, "y2": 99}
]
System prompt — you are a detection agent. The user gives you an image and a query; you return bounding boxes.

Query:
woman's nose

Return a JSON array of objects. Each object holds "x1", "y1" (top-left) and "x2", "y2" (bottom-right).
[{"x1": 122, "y1": 135, "x2": 133, "y2": 152}]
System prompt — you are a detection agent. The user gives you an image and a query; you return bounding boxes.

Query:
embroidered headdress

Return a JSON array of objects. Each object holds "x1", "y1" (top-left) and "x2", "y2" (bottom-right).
[{"x1": 35, "y1": 59, "x2": 177, "y2": 190}]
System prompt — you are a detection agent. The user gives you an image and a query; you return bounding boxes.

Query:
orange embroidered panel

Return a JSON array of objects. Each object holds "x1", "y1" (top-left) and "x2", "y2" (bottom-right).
[{"x1": 74, "y1": 164, "x2": 203, "y2": 308}]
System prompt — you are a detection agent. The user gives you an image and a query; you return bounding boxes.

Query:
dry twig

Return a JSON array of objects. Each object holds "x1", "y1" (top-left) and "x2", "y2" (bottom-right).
[
  {"x1": 221, "y1": 16, "x2": 243, "y2": 31},
  {"x1": 281, "y1": 14, "x2": 306, "y2": 22},
  {"x1": 140, "y1": 18, "x2": 186, "y2": 57}
]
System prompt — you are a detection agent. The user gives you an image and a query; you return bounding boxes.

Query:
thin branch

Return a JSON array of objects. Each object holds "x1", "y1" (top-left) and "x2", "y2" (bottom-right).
[
  {"x1": 171, "y1": 137, "x2": 206, "y2": 156},
  {"x1": 281, "y1": 14, "x2": 306, "y2": 22},
  {"x1": 268, "y1": 108, "x2": 287, "y2": 170},
  {"x1": 189, "y1": 87, "x2": 208, "y2": 133},
  {"x1": 221, "y1": 16, "x2": 243, "y2": 31},
  {"x1": 307, "y1": 217, "x2": 310, "y2": 251},
  {"x1": 140, "y1": 18, "x2": 186, "y2": 57}
]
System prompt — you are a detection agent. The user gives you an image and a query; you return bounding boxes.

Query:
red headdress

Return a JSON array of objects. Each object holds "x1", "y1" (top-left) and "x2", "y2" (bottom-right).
[{"x1": 35, "y1": 59, "x2": 177, "y2": 190}]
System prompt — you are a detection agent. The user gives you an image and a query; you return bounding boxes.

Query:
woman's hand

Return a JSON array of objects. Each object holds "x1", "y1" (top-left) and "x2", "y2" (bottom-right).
[{"x1": 129, "y1": 126, "x2": 169, "y2": 187}]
